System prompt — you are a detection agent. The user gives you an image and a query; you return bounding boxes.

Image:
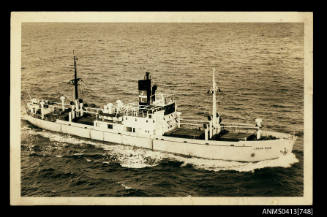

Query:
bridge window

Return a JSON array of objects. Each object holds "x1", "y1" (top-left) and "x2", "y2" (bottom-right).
[
  {"x1": 126, "y1": 127, "x2": 136, "y2": 133},
  {"x1": 139, "y1": 97, "x2": 147, "y2": 103}
]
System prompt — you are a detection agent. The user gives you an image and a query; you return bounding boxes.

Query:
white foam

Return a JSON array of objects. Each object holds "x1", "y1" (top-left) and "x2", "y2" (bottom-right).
[
  {"x1": 118, "y1": 182, "x2": 132, "y2": 190},
  {"x1": 179, "y1": 153, "x2": 299, "y2": 172}
]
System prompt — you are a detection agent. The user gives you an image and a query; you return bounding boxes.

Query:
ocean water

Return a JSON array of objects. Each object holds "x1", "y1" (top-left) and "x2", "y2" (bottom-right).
[{"x1": 21, "y1": 23, "x2": 304, "y2": 197}]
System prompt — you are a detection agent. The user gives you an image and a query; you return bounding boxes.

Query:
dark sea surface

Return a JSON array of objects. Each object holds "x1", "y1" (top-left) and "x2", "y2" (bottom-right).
[{"x1": 21, "y1": 23, "x2": 304, "y2": 197}]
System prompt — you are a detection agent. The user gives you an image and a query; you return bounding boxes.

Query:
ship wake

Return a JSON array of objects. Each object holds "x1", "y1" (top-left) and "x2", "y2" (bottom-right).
[{"x1": 176, "y1": 152, "x2": 299, "y2": 172}]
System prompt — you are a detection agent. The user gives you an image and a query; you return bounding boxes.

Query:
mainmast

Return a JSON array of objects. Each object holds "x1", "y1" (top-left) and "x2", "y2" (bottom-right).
[
  {"x1": 212, "y1": 68, "x2": 217, "y2": 125},
  {"x1": 207, "y1": 67, "x2": 221, "y2": 138}
]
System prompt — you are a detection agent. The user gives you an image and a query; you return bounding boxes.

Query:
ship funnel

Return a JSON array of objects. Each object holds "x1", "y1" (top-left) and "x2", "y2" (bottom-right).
[
  {"x1": 138, "y1": 72, "x2": 152, "y2": 106},
  {"x1": 145, "y1": 72, "x2": 151, "y2": 80}
]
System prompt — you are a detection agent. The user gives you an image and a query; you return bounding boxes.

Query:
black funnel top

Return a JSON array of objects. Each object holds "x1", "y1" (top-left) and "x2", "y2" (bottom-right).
[
  {"x1": 145, "y1": 72, "x2": 151, "y2": 80},
  {"x1": 138, "y1": 72, "x2": 152, "y2": 106}
]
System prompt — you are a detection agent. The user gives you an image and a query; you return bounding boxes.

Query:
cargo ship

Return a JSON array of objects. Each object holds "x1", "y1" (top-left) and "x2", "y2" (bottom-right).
[{"x1": 24, "y1": 53, "x2": 296, "y2": 162}]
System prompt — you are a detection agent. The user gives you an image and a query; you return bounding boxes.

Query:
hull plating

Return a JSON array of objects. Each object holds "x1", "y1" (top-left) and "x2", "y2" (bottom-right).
[{"x1": 25, "y1": 115, "x2": 295, "y2": 162}]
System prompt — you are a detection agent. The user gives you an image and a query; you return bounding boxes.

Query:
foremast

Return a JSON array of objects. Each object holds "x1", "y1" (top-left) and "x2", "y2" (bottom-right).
[
  {"x1": 67, "y1": 51, "x2": 84, "y2": 121},
  {"x1": 70, "y1": 50, "x2": 81, "y2": 100}
]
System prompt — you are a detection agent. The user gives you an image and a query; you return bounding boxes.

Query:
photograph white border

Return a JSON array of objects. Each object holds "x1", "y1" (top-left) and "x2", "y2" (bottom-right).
[{"x1": 10, "y1": 12, "x2": 313, "y2": 205}]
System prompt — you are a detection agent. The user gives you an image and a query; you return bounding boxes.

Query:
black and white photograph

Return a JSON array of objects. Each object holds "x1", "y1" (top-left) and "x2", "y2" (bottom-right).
[{"x1": 10, "y1": 12, "x2": 313, "y2": 205}]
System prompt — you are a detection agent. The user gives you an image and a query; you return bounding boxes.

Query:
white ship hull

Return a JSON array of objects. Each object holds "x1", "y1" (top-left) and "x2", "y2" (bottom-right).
[{"x1": 25, "y1": 115, "x2": 296, "y2": 162}]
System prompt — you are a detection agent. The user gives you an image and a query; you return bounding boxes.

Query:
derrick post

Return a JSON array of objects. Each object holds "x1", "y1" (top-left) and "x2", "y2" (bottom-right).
[
  {"x1": 60, "y1": 96, "x2": 65, "y2": 111},
  {"x1": 40, "y1": 101, "x2": 45, "y2": 119}
]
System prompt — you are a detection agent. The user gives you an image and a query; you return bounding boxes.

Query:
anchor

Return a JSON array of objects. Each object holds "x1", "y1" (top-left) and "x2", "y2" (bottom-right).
[{"x1": 280, "y1": 147, "x2": 288, "y2": 155}]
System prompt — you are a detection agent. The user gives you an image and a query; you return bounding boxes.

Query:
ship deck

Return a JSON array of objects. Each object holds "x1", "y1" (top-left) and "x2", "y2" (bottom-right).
[
  {"x1": 43, "y1": 108, "x2": 71, "y2": 122},
  {"x1": 74, "y1": 113, "x2": 96, "y2": 125},
  {"x1": 164, "y1": 128, "x2": 257, "y2": 141},
  {"x1": 41, "y1": 110, "x2": 277, "y2": 141},
  {"x1": 212, "y1": 131, "x2": 253, "y2": 141},
  {"x1": 164, "y1": 128, "x2": 205, "y2": 139}
]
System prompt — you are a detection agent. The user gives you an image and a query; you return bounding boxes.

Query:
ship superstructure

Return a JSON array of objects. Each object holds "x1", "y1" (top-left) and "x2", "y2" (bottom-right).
[{"x1": 25, "y1": 53, "x2": 296, "y2": 162}]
